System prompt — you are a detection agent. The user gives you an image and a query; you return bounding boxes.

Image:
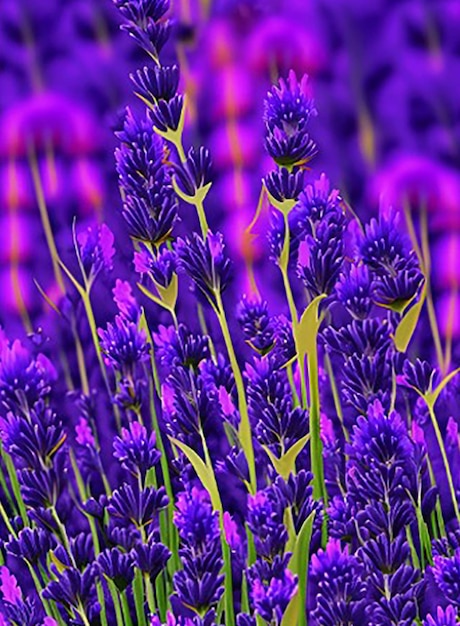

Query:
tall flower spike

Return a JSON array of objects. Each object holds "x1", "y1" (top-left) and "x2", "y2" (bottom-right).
[
  {"x1": 108, "y1": 483, "x2": 169, "y2": 530},
  {"x1": 310, "y1": 539, "x2": 366, "y2": 624},
  {"x1": 115, "y1": 0, "x2": 172, "y2": 60},
  {"x1": 113, "y1": 421, "x2": 160, "y2": 479},
  {"x1": 98, "y1": 314, "x2": 150, "y2": 377},
  {"x1": 176, "y1": 232, "x2": 232, "y2": 309},
  {"x1": 131, "y1": 65, "x2": 180, "y2": 107},
  {"x1": 77, "y1": 223, "x2": 115, "y2": 286},
  {"x1": 115, "y1": 109, "x2": 178, "y2": 246},
  {"x1": 264, "y1": 71, "x2": 317, "y2": 167},
  {"x1": 173, "y1": 489, "x2": 224, "y2": 613}
]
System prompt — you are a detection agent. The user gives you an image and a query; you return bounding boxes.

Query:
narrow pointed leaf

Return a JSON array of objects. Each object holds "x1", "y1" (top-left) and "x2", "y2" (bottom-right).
[
  {"x1": 169, "y1": 437, "x2": 222, "y2": 512},
  {"x1": 393, "y1": 284, "x2": 426, "y2": 352},
  {"x1": 263, "y1": 434, "x2": 310, "y2": 479}
]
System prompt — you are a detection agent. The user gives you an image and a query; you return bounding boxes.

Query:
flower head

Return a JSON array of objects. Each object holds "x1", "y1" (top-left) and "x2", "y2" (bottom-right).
[
  {"x1": 97, "y1": 548, "x2": 134, "y2": 592},
  {"x1": 176, "y1": 232, "x2": 232, "y2": 308},
  {"x1": 432, "y1": 549, "x2": 460, "y2": 608},
  {"x1": 173, "y1": 147, "x2": 213, "y2": 197},
  {"x1": 77, "y1": 223, "x2": 115, "y2": 283},
  {"x1": 424, "y1": 606, "x2": 458, "y2": 626},
  {"x1": 108, "y1": 483, "x2": 168, "y2": 530},
  {"x1": 131, "y1": 539, "x2": 171, "y2": 580},
  {"x1": 113, "y1": 421, "x2": 160, "y2": 478},
  {"x1": 310, "y1": 540, "x2": 366, "y2": 625},
  {"x1": 131, "y1": 65, "x2": 179, "y2": 106},
  {"x1": 237, "y1": 296, "x2": 275, "y2": 355},
  {"x1": 115, "y1": 110, "x2": 177, "y2": 246},
  {"x1": 98, "y1": 315, "x2": 150, "y2": 376}
]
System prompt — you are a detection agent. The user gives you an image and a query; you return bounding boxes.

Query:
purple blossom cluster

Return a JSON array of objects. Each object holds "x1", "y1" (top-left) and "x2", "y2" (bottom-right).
[{"x1": 1, "y1": 1, "x2": 460, "y2": 626}]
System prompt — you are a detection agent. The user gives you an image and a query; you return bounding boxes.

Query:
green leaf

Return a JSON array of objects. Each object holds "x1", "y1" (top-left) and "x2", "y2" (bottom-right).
[
  {"x1": 169, "y1": 437, "x2": 222, "y2": 512},
  {"x1": 50, "y1": 550, "x2": 70, "y2": 574},
  {"x1": 425, "y1": 366, "x2": 460, "y2": 407},
  {"x1": 295, "y1": 295, "x2": 327, "y2": 357},
  {"x1": 137, "y1": 282, "x2": 171, "y2": 312},
  {"x1": 393, "y1": 284, "x2": 426, "y2": 352},
  {"x1": 280, "y1": 592, "x2": 300, "y2": 626},
  {"x1": 265, "y1": 186, "x2": 297, "y2": 216},
  {"x1": 155, "y1": 274, "x2": 178, "y2": 310},
  {"x1": 263, "y1": 434, "x2": 310, "y2": 479},
  {"x1": 288, "y1": 511, "x2": 316, "y2": 626}
]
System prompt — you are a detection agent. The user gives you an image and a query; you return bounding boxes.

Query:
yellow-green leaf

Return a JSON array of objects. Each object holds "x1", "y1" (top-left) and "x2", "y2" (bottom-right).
[
  {"x1": 295, "y1": 295, "x2": 327, "y2": 357},
  {"x1": 393, "y1": 284, "x2": 426, "y2": 352},
  {"x1": 426, "y1": 366, "x2": 460, "y2": 407},
  {"x1": 265, "y1": 186, "x2": 297, "y2": 216},
  {"x1": 169, "y1": 437, "x2": 222, "y2": 512},
  {"x1": 137, "y1": 282, "x2": 171, "y2": 312},
  {"x1": 50, "y1": 550, "x2": 70, "y2": 574},
  {"x1": 263, "y1": 434, "x2": 310, "y2": 479},
  {"x1": 280, "y1": 591, "x2": 300, "y2": 626},
  {"x1": 288, "y1": 511, "x2": 316, "y2": 626},
  {"x1": 155, "y1": 274, "x2": 178, "y2": 310}
]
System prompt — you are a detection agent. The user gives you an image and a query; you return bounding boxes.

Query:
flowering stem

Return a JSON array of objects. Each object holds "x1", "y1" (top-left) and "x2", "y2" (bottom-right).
[
  {"x1": 280, "y1": 213, "x2": 308, "y2": 407},
  {"x1": 194, "y1": 197, "x2": 209, "y2": 237},
  {"x1": 426, "y1": 400, "x2": 460, "y2": 523},
  {"x1": 107, "y1": 582, "x2": 124, "y2": 626},
  {"x1": 215, "y1": 291, "x2": 257, "y2": 494},
  {"x1": 120, "y1": 590, "x2": 133, "y2": 626},
  {"x1": 324, "y1": 352, "x2": 348, "y2": 442},
  {"x1": 2, "y1": 450, "x2": 28, "y2": 526},
  {"x1": 308, "y1": 344, "x2": 327, "y2": 506},
  {"x1": 133, "y1": 569, "x2": 147, "y2": 626},
  {"x1": 144, "y1": 572, "x2": 156, "y2": 614},
  {"x1": 27, "y1": 140, "x2": 65, "y2": 294}
]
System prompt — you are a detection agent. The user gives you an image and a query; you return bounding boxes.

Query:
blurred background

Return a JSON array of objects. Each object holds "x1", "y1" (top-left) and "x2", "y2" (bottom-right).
[{"x1": 1, "y1": 0, "x2": 459, "y2": 344}]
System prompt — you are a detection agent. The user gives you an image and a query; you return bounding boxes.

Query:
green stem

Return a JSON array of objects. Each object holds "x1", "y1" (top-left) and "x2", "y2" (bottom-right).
[
  {"x1": 133, "y1": 569, "x2": 147, "y2": 626},
  {"x1": 120, "y1": 590, "x2": 133, "y2": 626},
  {"x1": 193, "y1": 197, "x2": 209, "y2": 237},
  {"x1": 2, "y1": 450, "x2": 28, "y2": 526},
  {"x1": 144, "y1": 572, "x2": 156, "y2": 615},
  {"x1": 308, "y1": 344, "x2": 327, "y2": 506},
  {"x1": 221, "y1": 537, "x2": 235, "y2": 626},
  {"x1": 108, "y1": 583, "x2": 124, "y2": 626},
  {"x1": 324, "y1": 352, "x2": 348, "y2": 442},
  {"x1": 426, "y1": 401, "x2": 460, "y2": 523},
  {"x1": 215, "y1": 291, "x2": 257, "y2": 493},
  {"x1": 280, "y1": 213, "x2": 308, "y2": 407}
]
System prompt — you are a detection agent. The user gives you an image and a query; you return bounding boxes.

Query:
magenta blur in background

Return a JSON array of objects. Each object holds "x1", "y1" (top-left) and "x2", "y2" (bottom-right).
[{"x1": 0, "y1": 0, "x2": 459, "y2": 338}]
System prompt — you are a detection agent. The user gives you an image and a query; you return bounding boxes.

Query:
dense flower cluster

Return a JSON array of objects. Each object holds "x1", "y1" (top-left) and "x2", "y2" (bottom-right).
[{"x1": 0, "y1": 1, "x2": 459, "y2": 626}]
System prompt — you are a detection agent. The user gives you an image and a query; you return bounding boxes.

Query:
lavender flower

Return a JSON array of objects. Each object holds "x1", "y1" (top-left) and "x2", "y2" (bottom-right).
[
  {"x1": 108, "y1": 483, "x2": 168, "y2": 530},
  {"x1": 432, "y1": 550, "x2": 460, "y2": 608},
  {"x1": 115, "y1": 109, "x2": 178, "y2": 246},
  {"x1": 77, "y1": 222, "x2": 115, "y2": 284},
  {"x1": 174, "y1": 489, "x2": 224, "y2": 612},
  {"x1": 113, "y1": 421, "x2": 160, "y2": 478},
  {"x1": 97, "y1": 548, "x2": 135, "y2": 591},
  {"x1": 176, "y1": 232, "x2": 232, "y2": 309},
  {"x1": 424, "y1": 606, "x2": 458, "y2": 626},
  {"x1": 310, "y1": 540, "x2": 366, "y2": 625},
  {"x1": 98, "y1": 314, "x2": 150, "y2": 376},
  {"x1": 131, "y1": 65, "x2": 180, "y2": 106},
  {"x1": 264, "y1": 71, "x2": 317, "y2": 167}
]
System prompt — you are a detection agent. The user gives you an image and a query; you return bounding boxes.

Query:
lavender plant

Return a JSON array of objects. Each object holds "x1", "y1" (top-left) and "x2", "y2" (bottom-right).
[{"x1": 1, "y1": 1, "x2": 460, "y2": 625}]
